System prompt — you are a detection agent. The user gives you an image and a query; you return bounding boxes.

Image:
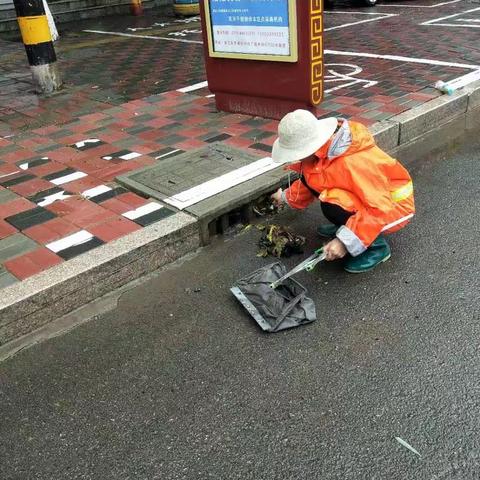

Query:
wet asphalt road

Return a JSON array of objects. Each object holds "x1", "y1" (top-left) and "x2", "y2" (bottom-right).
[{"x1": 1, "y1": 133, "x2": 479, "y2": 480}]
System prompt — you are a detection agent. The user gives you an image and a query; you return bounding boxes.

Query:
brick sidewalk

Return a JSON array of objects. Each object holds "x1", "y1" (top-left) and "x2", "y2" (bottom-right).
[{"x1": 1, "y1": 1, "x2": 479, "y2": 288}]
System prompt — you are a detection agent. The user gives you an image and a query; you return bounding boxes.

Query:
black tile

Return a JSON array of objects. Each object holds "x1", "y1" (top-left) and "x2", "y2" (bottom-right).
[
  {"x1": 89, "y1": 187, "x2": 128, "y2": 204},
  {"x1": 102, "y1": 150, "x2": 131, "y2": 159},
  {"x1": 5, "y1": 206, "x2": 56, "y2": 230},
  {"x1": 249, "y1": 143, "x2": 272, "y2": 153},
  {"x1": 0, "y1": 174, "x2": 36, "y2": 187},
  {"x1": 133, "y1": 207, "x2": 175, "y2": 227},
  {"x1": 43, "y1": 168, "x2": 76, "y2": 182},
  {"x1": 16, "y1": 157, "x2": 50, "y2": 169},
  {"x1": 205, "y1": 133, "x2": 232, "y2": 143},
  {"x1": 72, "y1": 140, "x2": 105, "y2": 151},
  {"x1": 55, "y1": 237, "x2": 104, "y2": 260},
  {"x1": 28, "y1": 186, "x2": 65, "y2": 204}
]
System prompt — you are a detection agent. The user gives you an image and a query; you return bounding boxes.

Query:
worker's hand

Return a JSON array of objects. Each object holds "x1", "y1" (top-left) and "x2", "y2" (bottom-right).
[
  {"x1": 323, "y1": 238, "x2": 347, "y2": 261},
  {"x1": 271, "y1": 188, "x2": 284, "y2": 207}
]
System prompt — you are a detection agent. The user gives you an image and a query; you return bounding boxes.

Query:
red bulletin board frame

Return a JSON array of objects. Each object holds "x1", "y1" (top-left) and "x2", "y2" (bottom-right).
[{"x1": 199, "y1": 0, "x2": 324, "y2": 120}]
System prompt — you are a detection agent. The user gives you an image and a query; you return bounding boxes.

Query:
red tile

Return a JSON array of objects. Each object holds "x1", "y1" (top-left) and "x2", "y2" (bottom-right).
[
  {"x1": 60, "y1": 177, "x2": 104, "y2": 194},
  {"x1": 9, "y1": 178, "x2": 53, "y2": 197},
  {"x1": 101, "y1": 197, "x2": 132, "y2": 215},
  {"x1": 95, "y1": 163, "x2": 142, "y2": 182},
  {"x1": 61, "y1": 199, "x2": 117, "y2": 228},
  {"x1": 0, "y1": 198, "x2": 36, "y2": 219},
  {"x1": 116, "y1": 192, "x2": 148, "y2": 208},
  {"x1": 0, "y1": 219, "x2": 17, "y2": 239},
  {"x1": 89, "y1": 216, "x2": 141, "y2": 242},
  {"x1": 29, "y1": 161, "x2": 66, "y2": 177},
  {"x1": 4, "y1": 255, "x2": 38, "y2": 280},
  {"x1": 5, "y1": 248, "x2": 63, "y2": 280},
  {"x1": 23, "y1": 217, "x2": 78, "y2": 244}
]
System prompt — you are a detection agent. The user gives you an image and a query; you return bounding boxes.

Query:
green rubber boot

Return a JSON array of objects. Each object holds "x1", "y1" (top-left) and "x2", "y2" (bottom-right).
[
  {"x1": 344, "y1": 235, "x2": 391, "y2": 273},
  {"x1": 317, "y1": 224, "x2": 338, "y2": 238}
]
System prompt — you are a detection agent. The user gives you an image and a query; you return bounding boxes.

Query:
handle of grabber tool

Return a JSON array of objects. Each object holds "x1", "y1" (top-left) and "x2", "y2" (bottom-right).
[{"x1": 305, "y1": 249, "x2": 326, "y2": 271}]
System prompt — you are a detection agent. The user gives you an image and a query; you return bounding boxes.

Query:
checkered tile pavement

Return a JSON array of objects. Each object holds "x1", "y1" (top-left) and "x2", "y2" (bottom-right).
[{"x1": 1, "y1": 1, "x2": 479, "y2": 286}]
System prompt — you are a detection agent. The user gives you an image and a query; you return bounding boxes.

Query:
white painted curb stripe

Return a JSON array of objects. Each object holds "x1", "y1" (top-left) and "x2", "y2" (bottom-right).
[
  {"x1": 82, "y1": 185, "x2": 112, "y2": 199},
  {"x1": 83, "y1": 30, "x2": 203, "y2": 44},
  {"x1": 324, "y1": 49, "x2": 480, "y2": 70},
  {"x1": 119, "y1": 152, "x2": 142, "y2": 160},
  {"x1": 177, "y1": 81, "x2": 208, "y2": 93},
  {"x1": 122, "y1": 202, "x2": 163, "y2": 220},
  {"x1": 51, "y1": 171, "x2": 87, "y2": 186},
  {"x1": 46, "y1": 230, "x2": 94, "y2": 253},
  {"x1": 421, "y1": 6, "x2": 480, "y2": 25},
  {"x1": 37, "y1": 191, "x2": 71, "y2": 207},
  {"x1": 155, "y1": 149, "x2": 181, "y2": 160},
  {"x1": 163, "y1": 157, "x2": 278, "y2": 210}
]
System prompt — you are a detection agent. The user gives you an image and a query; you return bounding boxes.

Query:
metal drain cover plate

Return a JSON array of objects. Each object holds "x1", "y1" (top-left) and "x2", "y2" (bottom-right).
[{"x1": 117, "y1": 143, "x2": 285, "y2": 220}]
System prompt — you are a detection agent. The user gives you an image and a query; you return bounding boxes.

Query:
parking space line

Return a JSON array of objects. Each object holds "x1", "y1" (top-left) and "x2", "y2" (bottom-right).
[
  {"x1": 325, "y1": 12, "x2": 398, "y2": 31},
  {"x1": 82, "y1": 30, "x2": 203, "y2": 44},
  {"x1": 420, "y1": 6, "x2": 480, "y2": 25},
  {"x1": 380, "y1": 0, "x2": 462, "y2": 8},
  {"x1": 177, "y1": 81, "x2": 208, "y2": 93},
  {"x1": 324, "y1": 49, "x2": 480, "y2": 70}
]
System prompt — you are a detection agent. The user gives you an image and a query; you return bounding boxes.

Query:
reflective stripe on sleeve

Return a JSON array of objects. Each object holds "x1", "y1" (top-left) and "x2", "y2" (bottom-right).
[
  {"x1": 381, "y1": 213, "x2": 414, "y2": 232},
  {"x1": 336, "y1": 225, "x2": 367, "y2": 257},
  {"x1": 391, "y1": 181, "x2": 413, "y2": 202}
]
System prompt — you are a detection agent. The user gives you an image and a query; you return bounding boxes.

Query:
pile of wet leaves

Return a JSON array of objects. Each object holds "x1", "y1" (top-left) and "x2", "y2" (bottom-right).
[{"x1": 257, "y1": 224, "x2": 306, "y2": 258}]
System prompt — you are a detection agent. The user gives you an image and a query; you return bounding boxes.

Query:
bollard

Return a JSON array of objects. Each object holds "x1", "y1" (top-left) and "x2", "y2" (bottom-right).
[
  {"x1": 130, "y1": 0, "x2": 143, "y2": 16},
  {"x1": 13, "y1": 0, "x2": 62, "y2": 94},
  {"x1": 173, "y1": 0, "x2": 200, "y2": 17}
]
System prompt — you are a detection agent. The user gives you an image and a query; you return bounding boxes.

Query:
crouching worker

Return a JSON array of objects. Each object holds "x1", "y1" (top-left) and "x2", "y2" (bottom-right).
[{"x1": 271, "y1": 110, "x2": 415, "y2": 273}]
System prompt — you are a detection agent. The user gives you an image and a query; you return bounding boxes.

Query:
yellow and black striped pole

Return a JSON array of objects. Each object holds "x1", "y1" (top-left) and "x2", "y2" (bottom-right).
[{"x1": 13, "y1": 0, "x2": 62, "y2": 94}]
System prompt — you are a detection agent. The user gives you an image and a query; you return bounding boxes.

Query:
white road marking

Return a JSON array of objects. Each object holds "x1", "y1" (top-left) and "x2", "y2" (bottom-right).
[
  {"x1": 324, "y1": 49, "x2": 480, "y2": 70},
  {"x1": 51, "y1": 171, "x2": 87, "y2": 186},
  {"x1": 122, "y1": 202, "x2": 163, "y2": 220},
  {"x1": 82, "y1": 185, "x2": 112, "y2": 199},
  {"x1": 74, "y1": 138, "x2": 100, "y2": 148},
  {"x1": 119, "y1": 152, "x2": 142, "y2": 160},
  {"x1": 380, "y1": 0, "x2": 462, "y2": 8},
  {"x1": 429, "y1": 22, "x2": 480, "y2": 27},
  {"x1": 163, "y1": 157, "x2": 277, "y2": 210},
  {"x1": 325, "y1": 12, "x2": 398, "y2": 31},
  {"x1": 46, "y1": 230, "x2": 94, "y2": 253},
  {"x1": 421, "y1": 6, "x2": 480, "y2": 25},
  {"x1": 324, "y1": 63, "x2": 378, "y2": 93},
  {"x1": 83, "y1": 30, "x2": 203, "y2": 44},
  {"x1": 37, "y1": 191, "x2": 71, "y2": 207},
  {"x1": 177, "y1": 81, "x2": 208, "y2": 93}
]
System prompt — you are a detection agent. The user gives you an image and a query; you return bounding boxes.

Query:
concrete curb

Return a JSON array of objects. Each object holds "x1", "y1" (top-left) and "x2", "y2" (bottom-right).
[
  {"x1": 1, "y1": 80, "x2": 479, "y2": 349},
  {"x1": 0, "y1": 212, "x2": 199, "y2": 346}
]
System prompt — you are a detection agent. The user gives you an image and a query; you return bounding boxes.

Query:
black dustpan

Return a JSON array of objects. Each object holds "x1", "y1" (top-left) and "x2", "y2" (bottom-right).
[{"x1": 231, "y1": 262, "x2": 316, "y2": 332}]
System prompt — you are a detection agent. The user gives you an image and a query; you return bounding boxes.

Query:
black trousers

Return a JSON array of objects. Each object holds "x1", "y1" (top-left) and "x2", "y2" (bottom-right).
[{"x1": 321, "y1": 202, "x2": 353, "y2": 226}]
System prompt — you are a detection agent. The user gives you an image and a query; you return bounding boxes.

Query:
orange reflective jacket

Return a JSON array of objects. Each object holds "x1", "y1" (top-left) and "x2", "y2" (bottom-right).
[{"x1": 284, "y1": 119, "x2": 415, "y2": 256}]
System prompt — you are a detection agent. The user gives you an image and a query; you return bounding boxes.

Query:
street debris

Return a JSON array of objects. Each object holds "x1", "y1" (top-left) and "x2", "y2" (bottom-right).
[
  {"x1": 252, "y1": 196, "x2": 280, "y2": 217},
  {"x1": 257, "y1": 224, "x2": 305, "y2": 258},
  {"x1": 395, "y1": 437, "x2": 421, "y2": 457}
]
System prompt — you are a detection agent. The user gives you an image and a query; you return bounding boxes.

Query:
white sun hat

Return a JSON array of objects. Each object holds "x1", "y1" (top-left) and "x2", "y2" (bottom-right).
[{"x1": 272, "y1": 110, "x2": 338, "y2": 164}]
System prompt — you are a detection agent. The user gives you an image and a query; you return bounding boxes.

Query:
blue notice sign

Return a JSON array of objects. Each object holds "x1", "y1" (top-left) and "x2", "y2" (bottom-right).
[{"x1": 206, "y1": 0, "x2": 296, "y2": 58}]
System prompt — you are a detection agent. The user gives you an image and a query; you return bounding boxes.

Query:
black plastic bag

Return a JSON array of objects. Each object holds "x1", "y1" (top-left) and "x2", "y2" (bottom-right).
[{"x1": 231, "y1": 262, "x2": 316, "y2": 332}]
